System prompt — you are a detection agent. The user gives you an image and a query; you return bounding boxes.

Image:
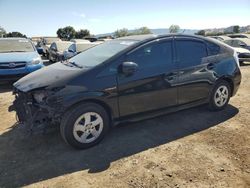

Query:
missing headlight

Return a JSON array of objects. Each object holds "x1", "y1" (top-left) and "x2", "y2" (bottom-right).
[{"x1": 33, "y1": 91, "x2": 48, "y2": 103}]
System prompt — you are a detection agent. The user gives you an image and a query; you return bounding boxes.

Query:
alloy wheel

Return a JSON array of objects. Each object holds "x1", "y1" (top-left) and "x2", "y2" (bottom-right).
[
  {"x1": 73, "y1": 112, "x2": 104, "y2": 143},
  {"x1": 214, "y1": 85, "x2": 229, "y2": 107}
]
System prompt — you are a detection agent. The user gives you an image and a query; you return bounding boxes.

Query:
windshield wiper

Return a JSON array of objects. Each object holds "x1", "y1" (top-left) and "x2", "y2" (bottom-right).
[{"x1": 61, "y1": 59, "x2": 83, "y2": 68}]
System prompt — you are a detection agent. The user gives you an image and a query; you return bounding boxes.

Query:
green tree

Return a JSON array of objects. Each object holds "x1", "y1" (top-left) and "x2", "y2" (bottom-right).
[
  {"x1": 75, "y1": 29, "x2": 90, "y2": 39},
  {"x1": 169, "y1": 25, "x2": 180, "y2": 33},
  {"x1": 195, "y1": 30, "x2": 206, "y2": 36},
  {"x1": 233, "y1": 25, "x2": 240, "y2": 33},
  {"x1": 4, "y1": 31, "x2": 27, "y2": 38},
  {"x1": 114, "y1": 28, "x2": 129, "y2": 38},
  {"x1": 133, "y1": 27, "x2": 152, "y2": 35},
  {"x1": 57, "y1": 26, "x2": 76, "y2": 40},
  {"x1": 0, "y1": 26, "x2": 6, "y2": 37}
]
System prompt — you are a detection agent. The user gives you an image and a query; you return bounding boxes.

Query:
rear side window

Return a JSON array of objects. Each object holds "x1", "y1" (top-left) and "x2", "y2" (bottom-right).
[
  {"x1": 207, "y1": 41, "x2": 221, "y2": 55},
  {"x1": 176, "y1": 40, "x2": 207, "y2": 69},
  {"x1": 127, "y1": 40, "x2": 173, "y2": 72}
]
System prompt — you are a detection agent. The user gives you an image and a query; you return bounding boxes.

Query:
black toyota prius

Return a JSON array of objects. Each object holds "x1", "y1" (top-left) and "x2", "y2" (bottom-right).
[{"x1": 10, "y1": 34, "x2": 241, "y2": 149}]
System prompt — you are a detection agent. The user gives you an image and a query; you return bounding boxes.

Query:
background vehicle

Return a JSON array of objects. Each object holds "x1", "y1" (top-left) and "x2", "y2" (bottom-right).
[
  {"x1": 63, "y1": 41, "x2": 100, "y2": 60},
  {"x1": 224, "y1": 38, "x2": 250, "y2": 63},
  {"x1": 209, "y1": 35, "x2": 231, "y2": 41},
  {"x1": 223, "y1": 38, "x2": 250, "y2": 50},
  {"x1": 84, "y1": 37, "x2": 98, "y2": 42},
  {"x1": 0, "y1": 38, "x2": 44, "y2": 82},
  {"x1": 11, "y1": 34, "x2": 241, "y2": 149},
  {"x1": 227, "y1": 33, "x2": 250, "y2": 39},
  {"x1": 48, "y1": 41, "x2": 73, "y2": 62},
  {"x1": 70, "y1": 39, "x2": 90, "y2": 43},
  {"x1": 31, "y1": 37, "x2": 44, "y2": 55},
  {"x1": 40, "y1": 37, "x2": 61, "y2": 58}
]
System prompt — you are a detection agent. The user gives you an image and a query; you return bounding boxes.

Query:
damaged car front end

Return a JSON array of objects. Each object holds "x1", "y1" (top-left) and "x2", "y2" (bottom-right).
[{"x1": 9, "y1": 87, "x2": 64, "y2": 133}]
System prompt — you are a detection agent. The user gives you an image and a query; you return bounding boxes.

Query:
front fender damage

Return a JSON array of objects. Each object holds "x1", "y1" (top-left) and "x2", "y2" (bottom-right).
[{"x1": 9, "y1": 88, "x2": 64, "y2": 134}]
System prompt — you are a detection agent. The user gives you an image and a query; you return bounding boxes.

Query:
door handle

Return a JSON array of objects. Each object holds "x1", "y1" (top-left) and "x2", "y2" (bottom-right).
[
  {"x1": 165, "y1": 72, "x2": 178, "y2": 81},
  {"x1": 207, "y1": 63, "x2": 215, "y2": 70}
]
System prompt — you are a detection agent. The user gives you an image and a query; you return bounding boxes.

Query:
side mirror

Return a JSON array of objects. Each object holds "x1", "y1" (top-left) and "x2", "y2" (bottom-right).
[
  {"x1": 121, "y1": 62, "x2": 138, "y2": 75},
  {"x1": 68, "y1": 49, "x2": 74, "y2": 53},
  {"x1": 239, "y1": 43, "x2": 246, "y2": 47},
  {"x1": 51, "y1": 46, "x2": 56, "y2": 51},
  {"x1": 64, "y1": 52, "x2": 74, "y2": 60}
]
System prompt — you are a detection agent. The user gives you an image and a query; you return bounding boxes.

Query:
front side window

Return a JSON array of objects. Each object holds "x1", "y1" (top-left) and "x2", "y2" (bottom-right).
[
  {"x1": 126, "y1": 40, "x2": 173, "y2": 72},
  {"x1": 176, "y1": 40, "x2": 207, "y2": 69}
]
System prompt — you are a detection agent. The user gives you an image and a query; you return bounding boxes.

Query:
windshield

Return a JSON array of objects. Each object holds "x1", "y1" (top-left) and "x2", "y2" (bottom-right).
[
  {"x1": 69, "y1": 40, "x2": 136, "y2": 67},
  {"x1": 0, "y1": 39, "x2": 35, "y2": 53}
]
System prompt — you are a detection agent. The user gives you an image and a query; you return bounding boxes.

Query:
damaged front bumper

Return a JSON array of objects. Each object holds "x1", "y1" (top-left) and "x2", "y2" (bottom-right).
[{"x1": 9, "y1": 88, "x2": 64, "y2": 133}]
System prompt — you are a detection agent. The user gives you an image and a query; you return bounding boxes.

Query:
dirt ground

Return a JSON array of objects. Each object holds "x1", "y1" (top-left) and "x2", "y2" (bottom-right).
[{"x1": 0, "y1": 65, "x2": 250, "y2": 188}]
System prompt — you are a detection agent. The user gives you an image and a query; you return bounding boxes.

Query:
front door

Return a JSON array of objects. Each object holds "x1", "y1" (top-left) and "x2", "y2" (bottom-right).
[{"x1": 117, "y1": 38, "x2": 178, "y2": 117}]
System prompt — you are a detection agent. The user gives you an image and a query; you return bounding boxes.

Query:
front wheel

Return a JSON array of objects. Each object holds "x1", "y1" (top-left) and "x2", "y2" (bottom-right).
[
  {"x1": 60, "y1": 103, "x2": 110, "y2": 149},
  {"x1": 209, "y1": 80, "x2": 231, "y2": 111}
]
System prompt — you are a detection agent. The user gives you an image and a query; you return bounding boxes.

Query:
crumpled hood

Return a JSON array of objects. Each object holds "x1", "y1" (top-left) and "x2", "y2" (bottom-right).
[
  {"x1": 14, "y1": 62, "x2": 89, "y2": 92},
  {"x1": 0, "y1": 52, "x2": 40, "y2": 63}
]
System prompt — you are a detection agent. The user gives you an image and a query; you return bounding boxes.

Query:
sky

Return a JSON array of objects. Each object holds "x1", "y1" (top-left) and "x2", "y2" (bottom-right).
[{"x1": 0, "y1": 0, "x2": 249, "y2": 37}]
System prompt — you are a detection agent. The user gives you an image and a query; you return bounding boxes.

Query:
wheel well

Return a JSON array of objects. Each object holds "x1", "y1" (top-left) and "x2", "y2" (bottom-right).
[
  {"x1": 220, "y1": 77, "x2": 234, "y2": 96},
  {"x1": 67, "y1": 99, "x2": 114, "y2": 126}
]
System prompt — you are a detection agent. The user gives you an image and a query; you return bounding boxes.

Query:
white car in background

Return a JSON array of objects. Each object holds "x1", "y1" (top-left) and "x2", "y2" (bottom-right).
[
  {"x1": 224, "y1": 38, "x2": 250, "y2": 64},
  {"x1": 209, "y1": 35, "x2": 231, "y2": 41},
  {"x1": 48, "y1": 41, "x2": 73, "y2": 62},
  {"x1": 63, "y1": 41, "x2": 102, "y2": 60},
  {"x1": 227, "y1": 33, "x2": 250, "y2": 39}
]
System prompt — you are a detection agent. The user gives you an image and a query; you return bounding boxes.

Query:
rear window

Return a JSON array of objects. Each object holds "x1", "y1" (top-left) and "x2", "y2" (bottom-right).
[{"x1": 0, "y1": 39, "x2": 35, "y2": 53}]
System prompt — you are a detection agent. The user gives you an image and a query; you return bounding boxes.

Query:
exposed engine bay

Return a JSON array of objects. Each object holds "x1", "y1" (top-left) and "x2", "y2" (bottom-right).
[{"x1": 9, "y1": 87, "x2": 63, "y2": 134}]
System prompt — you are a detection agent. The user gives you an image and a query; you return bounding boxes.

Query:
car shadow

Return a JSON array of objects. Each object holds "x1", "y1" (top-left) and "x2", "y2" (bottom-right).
[
  {"x1": 0, "y1": 104, "x2": 239, "y2": 187},
  {"x1": 0, "y1": 83, "x2": 13, "y2": 93}
]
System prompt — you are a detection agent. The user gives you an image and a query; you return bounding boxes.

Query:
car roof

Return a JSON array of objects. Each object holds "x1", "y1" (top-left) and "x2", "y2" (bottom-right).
[
  {"x1": 70, "y1": 39, "x2": 90, "y2": 43},
  {"x1": 53, "y1": 41, "x2": 73, "y2": 45},
  {"x1": 228, "y1": 33, "x2": 250, "y2": 38},
  {"x1": 0, "y1": 37, "x2": 28, "y2": 40},
  {"x1": 115, "y1": 34, "x2": 215, "y2": 43},
  {"x1": 210, "y1": 35, "x2": 231, "y2": 40}
]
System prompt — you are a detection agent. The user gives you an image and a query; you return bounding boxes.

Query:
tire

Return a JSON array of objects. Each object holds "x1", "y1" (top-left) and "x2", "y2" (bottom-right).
[
  {"x1": 60, "y1": 102, "x2": 110, "y2": 149},
  {"x1": 209, "y1": 80, "x2": 231, "y2": 111}
]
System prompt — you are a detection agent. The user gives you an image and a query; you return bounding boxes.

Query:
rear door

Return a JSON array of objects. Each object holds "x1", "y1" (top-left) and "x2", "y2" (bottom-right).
[
  {"x1": 175, "y1": 37, "x2": 215, "y2": 105},
  {"x1": 117, "y1": 38, "x2": 178, "y2": 116}
]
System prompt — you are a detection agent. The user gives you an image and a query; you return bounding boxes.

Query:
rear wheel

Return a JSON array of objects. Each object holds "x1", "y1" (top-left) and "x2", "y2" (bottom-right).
[
  {"x1": 209, "y1": 80, "x2": 231, "y2": 111},
  {"x1": 60, "y1": 103, "x2": 110, "y2": 149}
]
